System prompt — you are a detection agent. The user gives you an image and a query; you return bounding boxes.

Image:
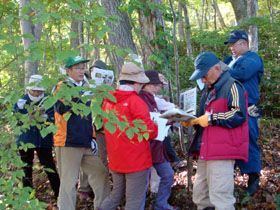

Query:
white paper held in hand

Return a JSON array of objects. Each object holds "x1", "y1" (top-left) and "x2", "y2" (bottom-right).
[{"x1": 150, "y1": 112, "x2": 170, "y2": 141}]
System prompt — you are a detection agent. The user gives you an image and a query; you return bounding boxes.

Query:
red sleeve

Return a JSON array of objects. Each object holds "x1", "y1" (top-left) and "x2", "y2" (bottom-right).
[{"x1": 130, "y1": 96, "x2": 158, "y2": 140}]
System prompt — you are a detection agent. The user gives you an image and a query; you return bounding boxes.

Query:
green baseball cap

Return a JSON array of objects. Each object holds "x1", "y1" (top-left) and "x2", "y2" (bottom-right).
[{"x1": 65, "y1": 55, "x2": 90, "y2": 68}]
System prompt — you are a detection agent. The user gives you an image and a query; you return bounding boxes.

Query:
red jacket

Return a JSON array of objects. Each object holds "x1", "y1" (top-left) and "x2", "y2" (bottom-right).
[{"x1": 102, "y1": 89, "x2": 158, "y2": 173}]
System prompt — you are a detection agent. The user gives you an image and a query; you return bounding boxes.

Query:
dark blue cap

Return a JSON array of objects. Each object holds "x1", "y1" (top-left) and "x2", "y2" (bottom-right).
[
  {"x1": 224, "y1": 30, "x2": 248, "y2": 44},
  {"x1": 190, "y1": 52, "x2": 219, "y2": 81}
]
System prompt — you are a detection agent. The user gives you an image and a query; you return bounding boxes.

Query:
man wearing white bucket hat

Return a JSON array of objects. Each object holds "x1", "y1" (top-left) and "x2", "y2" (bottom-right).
[{"x1": 14, "y1": 74, "x2": 60, "y2": 201}]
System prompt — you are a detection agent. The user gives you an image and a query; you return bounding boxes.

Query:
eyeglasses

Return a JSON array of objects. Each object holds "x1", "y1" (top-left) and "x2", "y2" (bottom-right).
[
  {"x1": 229, "y1": 40, "x2": 243, "y2": 48},
  {"x1": 72, "y1": 68, "x2": 85, "y2": 71}
]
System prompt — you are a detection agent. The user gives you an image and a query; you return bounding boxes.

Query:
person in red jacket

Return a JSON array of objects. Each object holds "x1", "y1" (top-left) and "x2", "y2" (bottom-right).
[
  {"x1": 182, "y1": 52, "x2": 249, "y2": 210},
  {"x1": 98, "y1": 62, "x2": 158, "y2": 210}
]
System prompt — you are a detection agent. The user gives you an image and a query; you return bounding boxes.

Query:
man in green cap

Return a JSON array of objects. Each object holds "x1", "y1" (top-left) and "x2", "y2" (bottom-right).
[{"x1": 53, "y1": 55, "x2": 110, "y2": 210}]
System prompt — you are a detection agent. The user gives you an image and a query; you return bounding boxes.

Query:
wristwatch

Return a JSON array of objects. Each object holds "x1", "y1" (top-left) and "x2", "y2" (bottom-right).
[{"x1": 208, "y1": 114, "x2": 212, "y2": 125}]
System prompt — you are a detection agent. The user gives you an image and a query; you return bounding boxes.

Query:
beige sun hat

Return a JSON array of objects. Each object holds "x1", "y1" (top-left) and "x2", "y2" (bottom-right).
[
  {"x1": 119, "y1": 62, "x2": 150, "y2": 84},
  {"x1": 26, "y1": 74, "x2": 45, "y2": 91}
]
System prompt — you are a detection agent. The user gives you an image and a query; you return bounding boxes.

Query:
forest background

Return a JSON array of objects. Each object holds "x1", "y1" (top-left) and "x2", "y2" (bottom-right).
[{"x1": 0, "y1": 0, "x2": 279, "y2": 209}]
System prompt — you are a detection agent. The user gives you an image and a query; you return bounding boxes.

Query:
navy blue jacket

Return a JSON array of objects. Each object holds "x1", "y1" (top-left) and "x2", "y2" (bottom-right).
[
  {"x1": 14, "y1": 94, "x2": 54, "y2": 148},
  {"x1": 224, "y1": 51, "x2": 264, "y2": 105}
]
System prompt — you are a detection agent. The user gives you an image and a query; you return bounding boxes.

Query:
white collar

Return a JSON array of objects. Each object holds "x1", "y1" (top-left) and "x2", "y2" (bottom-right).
[
  {"x1": 67, "y1": 77, "x2": 83, "y2": 86},
  {"x1": 118, "y1": 85, "x2": 134, "y2": 91}
]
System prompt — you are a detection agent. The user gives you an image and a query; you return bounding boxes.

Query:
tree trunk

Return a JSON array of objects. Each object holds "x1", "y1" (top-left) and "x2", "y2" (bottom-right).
[
  {"x1": 101, "y1": 0, "x2": 137, "y2": 78},
  {"x1": 213, "y1": 0, "x2": 226, "y2": 28},
  {"x1": 78, "y1": 21, "x2": 84, "y2": 58},
  {"x1": 70, "y1": 11, "x2": 79, "y2": 49},
  {"x1": 181, "y1": 2, "x2": 193, "y2": 59},
  {"x1": 200, "y1": 0, "x2": 205, "y2": 30},
  {"x1": 229, "y1": 0, "x2": 247, "y2": 25},
  {"x1": 178, "y1": 3, "x2": 185, "y2": 41},
  {"x1": 138, "y1": 0, "x2": 157, "y2": 67},
  {"x1": 247, "y1": 0, "x2": 258, "y2": 52},
  {"x1": 19, "y1": 0, "x2": 42, "y2": 84}
]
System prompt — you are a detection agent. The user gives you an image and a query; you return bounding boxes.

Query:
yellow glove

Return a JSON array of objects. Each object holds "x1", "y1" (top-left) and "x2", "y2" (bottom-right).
[
  {"x1": 191, "y1": 115, "x2": 209, "y2": 127},
  {"x1": 180, "y1": 121, "x2": 193, "y2": 127}
]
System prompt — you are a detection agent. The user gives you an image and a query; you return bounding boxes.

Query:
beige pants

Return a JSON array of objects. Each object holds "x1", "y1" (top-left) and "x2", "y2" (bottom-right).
[
  {"x1": 78, "y1": 133, "x2": 108, "y2": 193},
  {"x1": 56, "y1": 147, "x2": 110, "y2": 210},
  {"x1": 193, "y1": 159, "x2": 235, "y2": 210}
]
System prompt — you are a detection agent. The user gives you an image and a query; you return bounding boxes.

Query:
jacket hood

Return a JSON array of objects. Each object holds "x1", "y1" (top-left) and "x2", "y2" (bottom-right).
[{"x1": 104, "y1": 89, "x2": 138, "y2": 104}]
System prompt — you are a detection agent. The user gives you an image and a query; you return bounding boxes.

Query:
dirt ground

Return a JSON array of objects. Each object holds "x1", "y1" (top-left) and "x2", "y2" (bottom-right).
[{"x1": 33, "y1": 119, "x2": 279, "y2": 210}]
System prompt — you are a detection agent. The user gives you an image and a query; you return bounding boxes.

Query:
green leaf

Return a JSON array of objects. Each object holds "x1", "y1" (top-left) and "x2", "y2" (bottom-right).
[
  {"x1": 143, "y1": 132, "x2": 149, "y2": 140},
  {"x1": 22, "y1": 33, "x2": 35, "y2": 39},
  {"x1": 105, "y1": 122, "x2": 116, "y2": 134},
  {"x1": 63, "y1": 112, "x2": 72, "y2": 121},
  {"x1": 43, "y1": 96, "x2": 57, "y2": 110},
  {"x1": 126, "y1": 127, "x2": 135, "y2": 139}
]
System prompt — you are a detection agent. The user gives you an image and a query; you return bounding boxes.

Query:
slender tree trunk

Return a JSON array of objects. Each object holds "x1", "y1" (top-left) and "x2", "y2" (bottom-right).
[
  {"x1": 79, "y1": 21, "x2": 84, "y2": 58},
  {"x1": 213, "y1": 0, "x2": 226, "y2": 28},
  {"x1": 182, "y1": 2, "x2": 193, "y2": 59},
  {"x1": 168, "y1": 0, "x2": 180, "y2": 104},
  {"x1": 19, "y1": 0, "x2": 42, "y2": 84},
  {"x1": 57, "y1": 22, "x2": 63, "y2": 52},
  {"x1": 101, "y1": 0, "x2": 137, "y2": 78},
  {"x1": 248, "y1": 0, "x2": 258, "y2": 52},
  {"x1": 229, "y1": 0, "x2": 248, "y2": 25},
  {"x1": 200, "y1": 0, "x2": 205, "y2": 30},
  {"x1": 178, "y1": 3, "x2": 185, "y2": 41}
]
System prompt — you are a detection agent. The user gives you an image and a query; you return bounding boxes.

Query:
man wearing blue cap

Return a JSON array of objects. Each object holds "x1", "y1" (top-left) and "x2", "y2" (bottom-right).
[
  {"x1": 181, "y1": 52, "x2": 249, "y2": 210},
  {"x1": 53, "y1": 55, "x2": 110, "y2": 210},
  {"x1": 224, "y1": 30, "x2": 264, "y2": 196}
]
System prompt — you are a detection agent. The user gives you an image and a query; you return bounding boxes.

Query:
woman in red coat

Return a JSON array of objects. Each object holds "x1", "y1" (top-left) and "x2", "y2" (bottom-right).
[{"x1": 99, "y1": 63, "x2": 158, "y2": 210}]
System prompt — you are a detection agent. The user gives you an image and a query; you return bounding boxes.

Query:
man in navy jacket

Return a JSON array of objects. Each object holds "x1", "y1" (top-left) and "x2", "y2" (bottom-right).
[{"x1": 224, "y1": 30, "x2": 264, "y2": 195}]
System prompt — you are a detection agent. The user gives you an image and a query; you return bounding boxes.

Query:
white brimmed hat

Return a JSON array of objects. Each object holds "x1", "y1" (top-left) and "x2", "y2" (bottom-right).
[{"x1": 26, "y1": 74, "x2": 45, "y2": 91}]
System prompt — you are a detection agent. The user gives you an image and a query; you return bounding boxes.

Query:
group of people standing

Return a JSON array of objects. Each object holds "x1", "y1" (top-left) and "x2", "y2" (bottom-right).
[{"x1": 14, "y1": 29, "x2": 263, "y2": 210}]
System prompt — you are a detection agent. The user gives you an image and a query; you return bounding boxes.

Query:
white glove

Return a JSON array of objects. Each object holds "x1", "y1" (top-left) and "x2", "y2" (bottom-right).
[
  {"x1": 248, "y1": 105, "x2": 260, "y2": 117},
  {"x1": 39, "y1": 114, "x2": 48, "y2": 119},
  {"x1": 17, "y1": 99, "x2": 27, "y2": 110},
  {"x1": 91, "y1": 138, "x2": 98, "y2": 155},
  {"x1": 81, "y1": 91, "x2": 93, "y2": 97}
]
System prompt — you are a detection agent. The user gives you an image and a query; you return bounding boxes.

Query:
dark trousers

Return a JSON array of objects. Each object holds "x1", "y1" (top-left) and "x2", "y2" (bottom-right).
[
  {"x1": 19, "y1": 148, "x2": 60, "y2": 198},
  {"x1": 164, "y1": 136, "x2": 180, "y2": 162}
]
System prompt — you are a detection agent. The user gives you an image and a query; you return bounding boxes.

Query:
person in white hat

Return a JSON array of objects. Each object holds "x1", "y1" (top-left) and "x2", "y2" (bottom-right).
[{"x1": 13, "y1": 74, "x2": 60, "y2": 201}]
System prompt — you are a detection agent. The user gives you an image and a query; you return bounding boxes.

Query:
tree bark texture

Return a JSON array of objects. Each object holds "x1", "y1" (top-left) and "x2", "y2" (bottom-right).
[
  {"x1": 101, "y1": 0, "x2": 137, "y2": 78},
  {"x1": 178, "y1": 3, "x2": 185, "y2": 41},
  {"x1": 248, "y1": 0, "x2": 258, "y2": 52},
  {"x1": 138, "y1": 0, "x2": 158, "y2": 67},
  {"x1": 19, "y1": 0, "x2": 42, "y2": 84},
  {"x1": 70, "y1": 11, "x2": 79, "y2": 49},
  {"x1": 182, "y1": 2, "x2": 193, "y2": 59},
  {"x1": 229, "y1": 0, "x2": 248, "y2": 25}
]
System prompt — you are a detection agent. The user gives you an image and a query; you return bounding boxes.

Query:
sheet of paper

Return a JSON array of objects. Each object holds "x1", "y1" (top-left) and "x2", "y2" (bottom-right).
[
  {"x1": 91, "y1": 67, "x2": 114, "y2": 87},
  {"x1": 150, "y1": 112, "x2": 170, "y2": 141},
  {"x1": 180, "y1": 87, "x2": 197, "y2": 115}
]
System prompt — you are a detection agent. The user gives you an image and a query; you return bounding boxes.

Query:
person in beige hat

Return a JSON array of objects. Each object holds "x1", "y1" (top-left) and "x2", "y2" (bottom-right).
[{"x1": 98, "y1": 63, "x2": 158, "y2": 210}]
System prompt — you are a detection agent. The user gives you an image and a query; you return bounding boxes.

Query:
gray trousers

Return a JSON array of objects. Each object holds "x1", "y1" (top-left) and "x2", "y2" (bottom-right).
[
  {"x1": 100, "y1": 169, "x2": 149, "y2": 210},
  {"x1": 56, "y1": 147, "x2": 110, "y2": 210}
]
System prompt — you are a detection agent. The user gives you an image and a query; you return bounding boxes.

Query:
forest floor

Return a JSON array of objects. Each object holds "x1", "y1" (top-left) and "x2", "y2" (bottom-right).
[{"x1": 31, "y1": 118, "x2": 279, "y2": 210}]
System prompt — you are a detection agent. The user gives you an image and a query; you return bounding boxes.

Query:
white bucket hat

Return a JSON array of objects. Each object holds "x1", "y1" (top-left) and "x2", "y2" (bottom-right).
[
  {"x1": 119, "y1": 62, "x2": 149, "y2": 84},
  {"x1": 26, "y1": 74, "x2": 45, "y2": 91}
]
